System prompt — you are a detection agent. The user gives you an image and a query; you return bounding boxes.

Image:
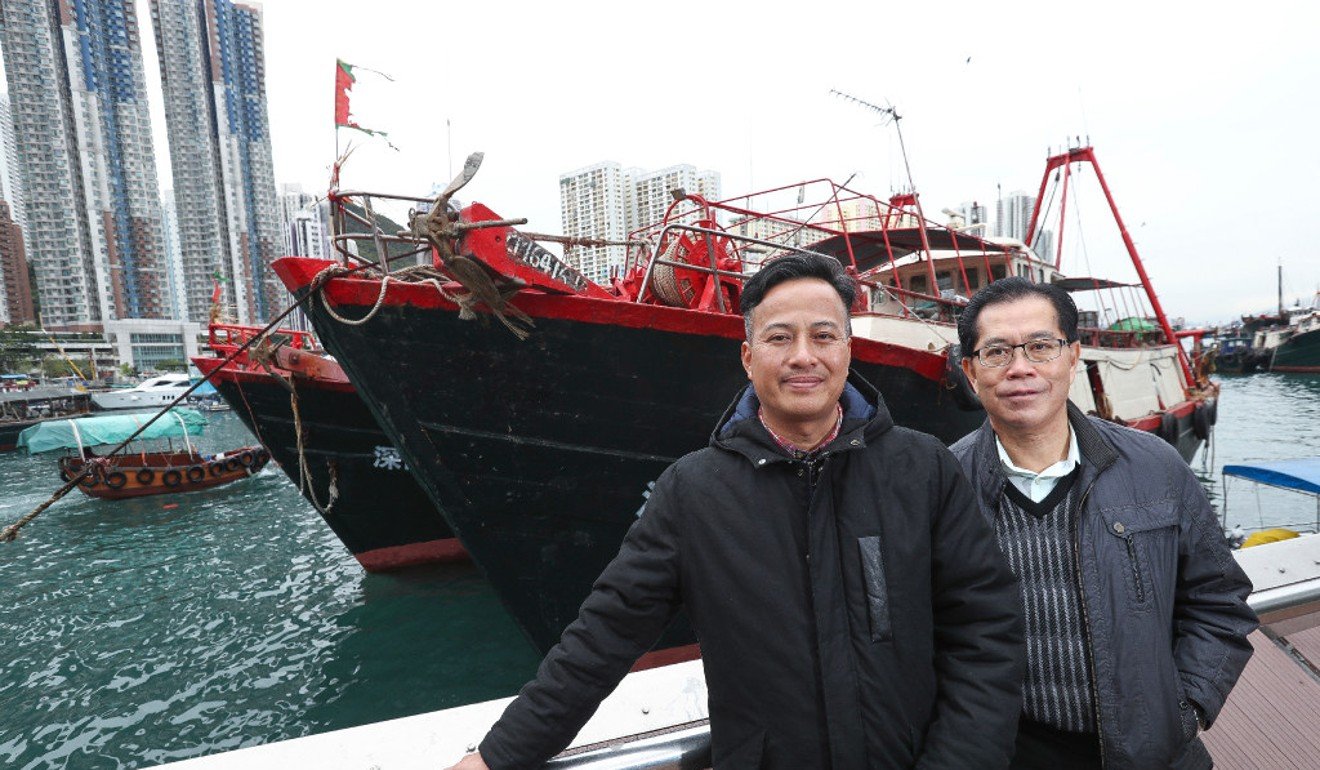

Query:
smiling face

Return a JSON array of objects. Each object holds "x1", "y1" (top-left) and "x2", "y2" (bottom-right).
[
  {"x1": 961, "y1": 295, "x2": 1080, "y2": 438},
  {"x1": 740, "y1": 277, "x2": 851, "y2": 432}
]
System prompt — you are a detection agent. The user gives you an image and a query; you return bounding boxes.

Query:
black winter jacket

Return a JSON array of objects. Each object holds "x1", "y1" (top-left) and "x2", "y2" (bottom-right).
[
  {"x1": 951, "y1": 403, "x2": 1257, "y2": 769},
  {"x1": 480, "y1": 375, "x2": 1025, "y2": 769}
]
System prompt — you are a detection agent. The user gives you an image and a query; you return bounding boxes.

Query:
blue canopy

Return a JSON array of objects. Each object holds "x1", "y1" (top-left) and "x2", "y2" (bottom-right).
[
  {"x1": 1222, "y1": 458, "x2": 1320, "y2": 496},
  {"x1": 17, "y1": 408, "x2": 207, "y2": 454}
]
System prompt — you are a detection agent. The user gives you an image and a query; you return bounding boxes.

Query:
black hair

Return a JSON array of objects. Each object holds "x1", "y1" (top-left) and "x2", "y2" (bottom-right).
[
  {"x1": 740, "y1": 253, "x2": 855, "y2": 340},
  {"x1": 956, "y1": 276, "x2": 1079, "y2": 353}
]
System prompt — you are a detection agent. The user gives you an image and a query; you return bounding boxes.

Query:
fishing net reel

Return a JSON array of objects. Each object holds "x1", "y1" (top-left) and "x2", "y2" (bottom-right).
[{"x1": 649, "y1": 218, "x2": 743, "y2": 313}]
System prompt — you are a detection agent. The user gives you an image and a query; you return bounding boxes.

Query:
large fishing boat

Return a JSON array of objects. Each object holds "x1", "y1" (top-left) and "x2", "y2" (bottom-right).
[
  {"x1": 191, "y1": 324, "x2": 467, "y2": 571},
  {"x1": 271, "y1": 146, "x2": 1216, "y2": 657}
]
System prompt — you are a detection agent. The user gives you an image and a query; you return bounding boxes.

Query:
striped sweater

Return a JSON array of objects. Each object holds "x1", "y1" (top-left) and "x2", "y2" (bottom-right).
[{"x1": 995, "y1": 469, "x2": 1096, "y2": 733}]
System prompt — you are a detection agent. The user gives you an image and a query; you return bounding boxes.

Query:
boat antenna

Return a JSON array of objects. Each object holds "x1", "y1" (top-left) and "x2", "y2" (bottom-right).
[{"x1": 830, "y1": 89, "x2": 917, "y2": 196}]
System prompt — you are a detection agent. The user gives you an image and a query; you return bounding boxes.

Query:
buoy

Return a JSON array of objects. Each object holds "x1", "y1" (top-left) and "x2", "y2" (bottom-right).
[{"x1": 1241, "y1": 528, "x2": 1301, "y2": 548}]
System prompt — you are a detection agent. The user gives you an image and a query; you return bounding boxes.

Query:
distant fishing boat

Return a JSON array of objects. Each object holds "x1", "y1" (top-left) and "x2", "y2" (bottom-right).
[
  {"x1": 0, "y1": 385, "x2": 93, "y2": 451},
  {"x1": 17, "y1": 408, "x2": 268, "y2": 500},
  {"x1": 1269, "y1": 298, "x2": 1320, "y2": 373}
]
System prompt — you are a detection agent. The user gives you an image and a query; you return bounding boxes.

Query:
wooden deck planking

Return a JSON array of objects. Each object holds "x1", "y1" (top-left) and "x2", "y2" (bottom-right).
[
  {"x1": 1283, "y1": 624, "x2": 1320, "y2": 668},
  {"x1": 1201, "y1": 629, "x2": 1320, "y2": 769}
]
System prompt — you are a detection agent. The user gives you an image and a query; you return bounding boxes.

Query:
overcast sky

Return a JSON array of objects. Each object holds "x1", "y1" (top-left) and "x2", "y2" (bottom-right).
[{"x1": 9, "y1": 1, "x2": 1318, "y2": 323}]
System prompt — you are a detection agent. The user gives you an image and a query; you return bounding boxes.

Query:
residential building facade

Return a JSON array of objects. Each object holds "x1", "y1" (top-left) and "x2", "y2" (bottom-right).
[
  {"x1": 150, "y1": 0, "x2": 282, "y2": 323},
  {"x1": 0, "y1": 95, "x2": 30, "y2": 255},
  {"x1": 995, "y1": 190, "x2": 1035, "y2": 242},
  {"x1": 0, "y1": 0, "x2": 172, "y2": 330},
  {"x1": 558, "y1": 162, "x2": 721, "y2": 284},
  {"x1": 0, "y1": 199, "x2": 36, "y2": 324},
  {"x1": 279, "y1": 183, "x2": 325, "y2": 259}
]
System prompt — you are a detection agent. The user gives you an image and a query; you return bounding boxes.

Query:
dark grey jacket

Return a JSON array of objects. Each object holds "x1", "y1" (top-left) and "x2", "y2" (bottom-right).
[
  {"x1": 951, "y1": 403, "x2": 1257, "y2": 769},
  {"x1": 480, "y1": 376, "x2": 1024, "y2": 769}
]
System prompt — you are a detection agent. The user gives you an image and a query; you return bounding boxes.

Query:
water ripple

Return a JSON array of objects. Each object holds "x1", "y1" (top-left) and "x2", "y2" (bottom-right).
[{"x1": 1, "y1": 411, "x2": 538, "y2": 769}]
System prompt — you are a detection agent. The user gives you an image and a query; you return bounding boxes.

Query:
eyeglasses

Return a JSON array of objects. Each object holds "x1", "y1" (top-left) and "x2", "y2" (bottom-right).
[{"x1": 970, "y1": 338, "x2": 1068, "y2": 368}]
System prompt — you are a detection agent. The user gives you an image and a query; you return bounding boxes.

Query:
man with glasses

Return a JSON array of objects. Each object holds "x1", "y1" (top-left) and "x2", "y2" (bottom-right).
[{"x1": 951, "y1": 277, "x2": 1256, "y2": 769}]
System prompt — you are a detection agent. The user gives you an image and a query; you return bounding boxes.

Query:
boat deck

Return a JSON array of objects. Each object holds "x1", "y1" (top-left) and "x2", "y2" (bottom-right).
[{"x1": 1202, "y1": 625, "x2": 1320, "y2": 769}]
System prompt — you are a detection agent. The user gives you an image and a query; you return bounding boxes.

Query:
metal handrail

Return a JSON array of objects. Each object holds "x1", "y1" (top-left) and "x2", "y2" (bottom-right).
[{"x1": 546, "y1": 723, "x2": 711, "y2": 770}]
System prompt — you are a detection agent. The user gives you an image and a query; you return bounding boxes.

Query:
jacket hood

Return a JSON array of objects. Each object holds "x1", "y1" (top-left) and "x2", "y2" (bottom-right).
[{"x1": 711, "y1": 370, "x2": 894, "y2": 463}]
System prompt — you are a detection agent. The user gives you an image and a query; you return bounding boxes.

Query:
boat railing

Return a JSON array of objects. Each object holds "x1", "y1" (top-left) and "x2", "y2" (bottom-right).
[
  {"x1": 328, "y1": 190, "x2": 438, "y2": 272},
  {"x1": 631, "y1": 222, "x2": 843, "y2": 314},
  {"x1": 545, "y1": 723, "x2": 711, "y2": 769}
]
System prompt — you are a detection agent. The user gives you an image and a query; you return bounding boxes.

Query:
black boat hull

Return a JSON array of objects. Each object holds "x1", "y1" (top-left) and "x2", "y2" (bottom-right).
[
  {"x1": 275, "y1": 258, "x2": 985, "y2": 656},
  {"x1": 1272, "y1": 329, "x2": 1320, "y2": 373},
  {"x1": 193, "y1": 358, "x2": 465, "y2": 571}
]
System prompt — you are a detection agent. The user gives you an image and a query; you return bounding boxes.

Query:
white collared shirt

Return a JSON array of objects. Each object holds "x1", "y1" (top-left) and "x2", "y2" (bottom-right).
[{"x1": 995, "y1": 428, "x2": 1080, "y2": 503}]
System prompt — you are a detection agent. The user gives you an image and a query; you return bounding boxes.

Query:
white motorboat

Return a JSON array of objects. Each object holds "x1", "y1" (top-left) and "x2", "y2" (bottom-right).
[{"x1": 91, "y1": 373, "x2": 193, "y2": 411}]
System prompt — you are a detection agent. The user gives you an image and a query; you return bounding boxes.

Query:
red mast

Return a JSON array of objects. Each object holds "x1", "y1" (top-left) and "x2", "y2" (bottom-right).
[{"x1": 1024, "y1": 146, "x2": 1194, "y2": 386}]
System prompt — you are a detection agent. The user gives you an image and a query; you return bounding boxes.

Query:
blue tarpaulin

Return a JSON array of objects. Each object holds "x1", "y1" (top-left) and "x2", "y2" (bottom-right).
[{"x1": 1222, "y1": 459, "x2": 1320, "y2": 496}]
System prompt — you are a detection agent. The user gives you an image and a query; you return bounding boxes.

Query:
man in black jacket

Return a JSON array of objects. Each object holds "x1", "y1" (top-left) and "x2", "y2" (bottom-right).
[
  {"x1": 951, "y1": 277, "x2": 1256, "y2": 769},
  {"x1": 449, "y1": 253, "x2": 1024, "y2": 769}
]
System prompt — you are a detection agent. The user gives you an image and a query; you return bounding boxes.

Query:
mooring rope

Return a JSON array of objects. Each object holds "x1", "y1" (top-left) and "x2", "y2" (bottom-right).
[
  {"x1": 0, "y1": 264, "x2": 367, "y2": 543},
  {"x1": 314, "y1": 260, "x2": 533, "y2": 339},
  {"x1": 288, "y1": 380, "x2": 338, "y2": 515}
]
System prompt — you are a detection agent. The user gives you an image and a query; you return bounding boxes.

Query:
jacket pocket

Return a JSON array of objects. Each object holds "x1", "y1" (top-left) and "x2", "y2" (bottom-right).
[
  {"x1": 857, "y1": 535, "x2": 892, "y2": 641},
  {"x1": 1100, "y1": 505, "x2": 1178, "y2": 608}
]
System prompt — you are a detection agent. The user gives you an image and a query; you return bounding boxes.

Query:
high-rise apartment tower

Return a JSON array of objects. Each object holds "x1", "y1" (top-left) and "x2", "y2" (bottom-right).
[
  {"x1": 150, "y1": 0, "x2": 282, "y2": 323},
  {"x1": 0, "y1": 0, "x2": 172, "y2": 329},
  {"x1": 558, "y1": 162, "x2": 721, "y2": 284}
]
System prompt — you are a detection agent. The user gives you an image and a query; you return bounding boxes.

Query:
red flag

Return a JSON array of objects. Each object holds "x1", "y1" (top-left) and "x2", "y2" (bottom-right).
[
  {"x1": 210, "y1": 279, "x2": 222, "y2": 304},
  {"x1": 334, "y1": 59, "x2": 355, "y2": 127},
  {"x1": 334, "y1": 59, "x2": 396, "y2": 148}
]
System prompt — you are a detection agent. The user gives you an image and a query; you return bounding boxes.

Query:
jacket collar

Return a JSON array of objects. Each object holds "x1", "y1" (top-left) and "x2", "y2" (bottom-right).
[
  {"x1": 969, "y1": 401, "x2": 1118, "y2": 510},
  {"x1": 712, "y1": 371, "x2": 893, "y2": 466}
]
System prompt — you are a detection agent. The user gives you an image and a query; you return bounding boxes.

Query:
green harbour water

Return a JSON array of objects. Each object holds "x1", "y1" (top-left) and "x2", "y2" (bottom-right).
[
  {"x1": 0, "y1": 411, "x2": 539, "y2": 769},
  {"x1": 1, "y1": 373, "x2": 1318, "y2": 769}
]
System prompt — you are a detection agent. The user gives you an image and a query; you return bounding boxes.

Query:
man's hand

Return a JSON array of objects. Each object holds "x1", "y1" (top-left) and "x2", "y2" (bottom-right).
[{"x1": 445, "y1": 751, "x2": 489, "y2": 770}]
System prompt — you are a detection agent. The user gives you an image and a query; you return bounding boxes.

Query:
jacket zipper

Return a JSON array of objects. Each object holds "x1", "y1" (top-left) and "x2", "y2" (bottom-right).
[
  {"x1": 1123, "y1": 533, "x2": 1145, "y2": 603},
  {"x1": 1073, "y1": 482, "x2": 1107, "y2": 769}
]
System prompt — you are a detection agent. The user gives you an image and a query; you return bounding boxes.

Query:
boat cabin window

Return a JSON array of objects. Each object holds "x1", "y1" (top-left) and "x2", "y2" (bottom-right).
[
  {"x1": 991, "y1": 264, "x2": 1007, "y2": 282},
  {"x1": 936, "y1": 271, "x2": 953, "y2": 293},
  {"x1": 908, "y1": 274, "x2": 928, "y2": 295}
]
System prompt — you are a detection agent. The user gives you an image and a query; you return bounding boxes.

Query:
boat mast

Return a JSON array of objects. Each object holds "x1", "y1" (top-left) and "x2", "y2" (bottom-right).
[
  {"x1": 1278, "y1": 261, "x2": 1284, "y2": 318},
  {"x1": 1026, "y1": 146, "x2": 1195, "y2": 386}
]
